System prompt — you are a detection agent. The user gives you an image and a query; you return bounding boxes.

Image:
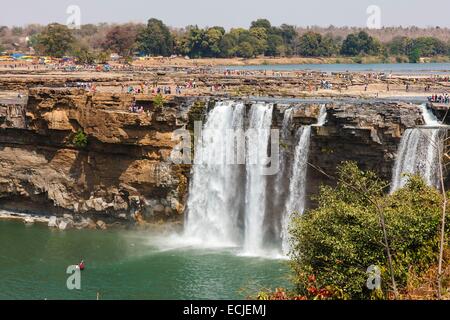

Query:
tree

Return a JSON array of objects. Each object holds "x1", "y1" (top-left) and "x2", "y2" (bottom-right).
[
  {"x1": 34, "y1": 23, "x2": 74, "y2": 57},
  {"x1": 250, "y1": 19, "x2": 272, "y2": 32},
  {"x1": 408, "y1": 48, "x2": 421, "y2": 63},
  {"x1": 387, "y1": 36, "x2": 413, "y2": 56},
  {"x1": 279, "y1": 24, "x2": 298, "y2": 56},
  {"x1": 72, "y1": 45, "x2": 96, "y2": 64},
  {"x1": 248, "y1": 27, "x2": 268, "y2": 55},
  {"x1": 102, "y1": 24, "x2": 140, "y2": 57},
  {"x1": 204, "y1": 27, "x2": 225, "y2": 57},
  {"x1": 411, "y1": 37, "x2": 448, "y2": 57},
  {"x1": 237, "y1": 41, "x2": 255, "y2": 58},
  {"x1": 137, "y1": 18, "x2": 173, "y2": 56},
  {"x1": 290, "y1": 162, "x2": 447, "y2": 299},
  {"x1": 340, "y1": 31, "x2": 380, "y2": 56},
  {"x1": 266, "y1": 34, "x2": 284, "y2": 56},
  {"x1": 219, "y1": 33, "x2": 238, "y2": 57},
  {"x1": 295, "y1": 32, "x2": 337, "y2": 57}
]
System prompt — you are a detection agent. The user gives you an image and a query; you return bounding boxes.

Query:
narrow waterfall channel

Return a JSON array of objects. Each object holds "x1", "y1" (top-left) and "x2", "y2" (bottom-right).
[
  {"x1": 243, "y1": 103, "x2": 274, "y2": 255},
  {"x1": 390, "y1": 104, "x2": 444, "y2": 193},
  {"x1": 185, "y1": 102, "x2": 327, "y2": 257},
  {"x1": 281, "y1": 105, "x2": 327, "y2": 254}
]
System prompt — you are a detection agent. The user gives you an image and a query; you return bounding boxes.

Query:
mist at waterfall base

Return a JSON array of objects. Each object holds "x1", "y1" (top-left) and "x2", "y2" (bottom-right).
[
  {"x1": 390, "y1": 104, "x2": 445, "y2": 193},
  {"x1": 175, "y1": 101, "x2": 328, "y2": 259}
]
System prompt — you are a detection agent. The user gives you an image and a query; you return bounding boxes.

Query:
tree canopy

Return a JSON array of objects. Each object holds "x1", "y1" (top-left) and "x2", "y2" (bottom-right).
[
  {"x1": 137, "y1": 18, "x2": 174, "y2": 56},
  {"x1": 34, "y1": 23, "x2": 74, "y2": 57},
  {"x1": 289, "y1": 162, "x2": 448, "y2": 299}
]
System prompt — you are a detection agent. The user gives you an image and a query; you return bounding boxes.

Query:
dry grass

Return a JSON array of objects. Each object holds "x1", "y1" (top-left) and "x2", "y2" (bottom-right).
[{"x1": 401, "y1": 249, "x2": 450, "y2": 300}]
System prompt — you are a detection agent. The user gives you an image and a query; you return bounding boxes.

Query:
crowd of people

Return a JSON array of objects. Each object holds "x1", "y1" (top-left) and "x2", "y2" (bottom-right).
[
  {"x1": 129, "y1": 101, "x2": 145, "y2": 113},
  {"x1": 65, "y1": 82, "x2": 96, "y2": 92},
  {"x1": 428, "y1": 93, "x2": 450, "y2": 104}
]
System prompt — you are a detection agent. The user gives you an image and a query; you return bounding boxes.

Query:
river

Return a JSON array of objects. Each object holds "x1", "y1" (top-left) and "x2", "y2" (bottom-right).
[{"x1": 0, "y1": 220, "x2": 289, "y2": 300}]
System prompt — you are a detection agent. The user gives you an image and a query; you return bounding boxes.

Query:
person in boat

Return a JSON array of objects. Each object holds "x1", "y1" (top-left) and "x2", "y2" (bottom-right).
[{"x1": 79, "y1": 259, "x2": 85, "y2": 271}]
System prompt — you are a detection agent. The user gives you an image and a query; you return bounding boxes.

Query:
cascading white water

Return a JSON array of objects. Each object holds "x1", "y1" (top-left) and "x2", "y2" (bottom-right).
[
  {"x1": 281, "y1": 105, "x2": 327, "y2": 254},
  {"x1": 243, "y1": 103, "x2": 274, "y2": 255},
  {"x1": 317, "y1": 104, "x2": 328, "y2": 127},
  {"x1": 184, "y1": 101, "x2": 245, "y2": 247},
  {"x1": 420, "y1": 104, "x2": 440, "y2": 126},
  {"x1": 273, "y1": 108, "x2": 294, "y2": 210},
  {"x1": 282, "y1": 126, "x2": 312, "y2": 254},
  {"x1": 185, "y1": 101, "x2": 326, "y2": 256},
  {"x1": 390, "y1": 104, "x2": 443, "y2": 193}
]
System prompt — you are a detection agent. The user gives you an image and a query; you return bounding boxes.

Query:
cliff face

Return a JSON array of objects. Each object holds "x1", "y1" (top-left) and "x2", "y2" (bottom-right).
[
  {"x1": 306, "y1": 102, "x2": 423, "y2": 208},
  {"x1": 0, "y1": 88, "x2": 201, "y2": 223},
  {"x1": 0, "y1": 89, "x2": 426, "y2": 225}
]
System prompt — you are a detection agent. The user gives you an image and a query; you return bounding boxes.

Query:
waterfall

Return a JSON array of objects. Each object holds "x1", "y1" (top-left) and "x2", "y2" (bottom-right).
[
  {"x1": 184, "y1": 101, "x2": 245, "y2": 247},
  {"x1": 280, "y1": 105, "x2": 327, "y2": 254},
  {"x1": 243, "y1": 103, "x2": 274, "y2": 255},
  {"x1": 185, "y1": 101, "x2": 326, "y2": 256},
  {"x1": 272, "y1": 108, "x2": 294, "y2": 230},
  {"x1": 317, "y1": 104, "x2": 328, "y2": 126},
  {"x1": 185, "y1": 101, "x2": 274, "y2": 255},
  {"x1": 281, "y1": 126, "x2": 312, "y2": 254},
  {"x1": 390, "y1": 104, "x2": 443, "y2": 193}
]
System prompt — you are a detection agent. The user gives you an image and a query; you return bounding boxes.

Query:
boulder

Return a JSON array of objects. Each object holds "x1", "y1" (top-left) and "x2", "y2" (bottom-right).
[
  {"x1": 96, "y1": 220, "x2": 107, "y2": 230},
  {"x1": 24, "y1": 217, "x2": 35, "y2": 225},
  {"x1": 58, "y1": 219, "x2": 73, "y2": 231},
  {"x1": 164, "y1": 206, "x2": 173, "y2": 216},
  {"x1": 153, "y1": 204, "x2": 165, "y2": 215},
  {"x1": 85, "y1": 218, "x2": 97, "y2": 229},
  {"x1": 48, "y1": 216, "x2": 58, "y2": 228},
  {"x1": 63, "y1": 214, "x2": 74, "y2": 221}
]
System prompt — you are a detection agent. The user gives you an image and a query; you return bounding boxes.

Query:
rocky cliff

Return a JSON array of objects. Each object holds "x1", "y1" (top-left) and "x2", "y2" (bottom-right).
[
  {"x1": 0, "y1": 89, "x2": 428, "y2": 227},
  {"x1": 0, "y1": 88, "x2": 204, "y2": 225},
  {"x1": 307, "y1": 102, "x2": 424, "y2": 207}
]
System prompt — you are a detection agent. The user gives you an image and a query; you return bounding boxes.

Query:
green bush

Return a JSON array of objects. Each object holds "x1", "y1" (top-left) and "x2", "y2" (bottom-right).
[
  {"x1": 73, "y1": 129, "x2": 88, "y2": 148},
  {"x1": 153, "y1": 93, "x2": 166, "y2": 109},
  {"x1": 408, "y1": 48, "x2": 421, "y2": 63},
  {"x1": 289, "y1": 162, "x2": 447, "y2": 299}
]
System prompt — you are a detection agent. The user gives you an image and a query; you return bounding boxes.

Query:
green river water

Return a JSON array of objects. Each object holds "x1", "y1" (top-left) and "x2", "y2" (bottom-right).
[{"x1": 0, "y1": 220, "x2": 290, "y2": 300}]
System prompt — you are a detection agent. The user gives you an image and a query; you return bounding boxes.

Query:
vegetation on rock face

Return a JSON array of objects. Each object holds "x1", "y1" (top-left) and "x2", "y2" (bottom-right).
[
  {"x1": 152, "y1": 94, "x2": 166, "y2": 110},
  {"x1": 288, "y1": 162, "x2": 449, "y2": 300},
  {"x1": 73, "y1": 129, "x2": 88, "y2": 148}
]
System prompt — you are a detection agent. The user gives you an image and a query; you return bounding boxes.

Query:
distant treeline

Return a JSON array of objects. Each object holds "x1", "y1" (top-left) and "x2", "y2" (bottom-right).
[{"x1": 1, "y1": 19, "x2": 450, "y2": 63}]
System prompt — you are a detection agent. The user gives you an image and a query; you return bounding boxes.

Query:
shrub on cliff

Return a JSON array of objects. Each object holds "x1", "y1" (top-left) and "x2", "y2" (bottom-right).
[
  {"x1": 289, "y1": 162, "x2": 448, "y2": 299},
  {"x1": 73, "y1": 129, "x2": 88, "y2": 148},
  {"x1": 153, "y1": 94, "x2": 166, "y2": 110}
]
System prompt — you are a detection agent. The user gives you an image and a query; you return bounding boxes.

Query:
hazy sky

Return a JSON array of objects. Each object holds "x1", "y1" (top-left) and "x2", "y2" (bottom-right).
[{"x1": 2, "y1": 0, "x2": 450, "y2": 28}]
